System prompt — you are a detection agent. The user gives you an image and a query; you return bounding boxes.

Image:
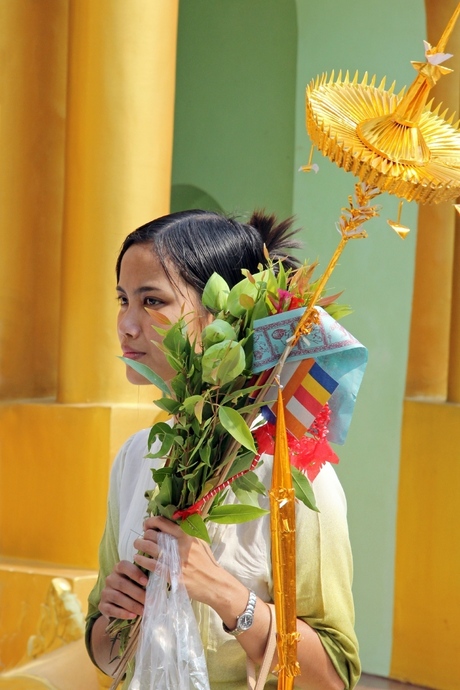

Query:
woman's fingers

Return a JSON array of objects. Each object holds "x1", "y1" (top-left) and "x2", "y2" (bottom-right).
[
  {"x1": 100, "y1": 590, "x2": 143, "y2": 620},
  {"x1": 134, "y1": 516, "x2": 181, "y2": 563},
  {"x1": 143, "y1": 515, "x2": 182, "y2": 536},
  {"x1": 117, "y1": 559, "x2": 149, "y2": 586},
  {"x1": 99, "y1": 560, "x2": 147, "y2": 619},
  {"x1": 133, "y1": 535, "x2": 162, "y2": 561}
]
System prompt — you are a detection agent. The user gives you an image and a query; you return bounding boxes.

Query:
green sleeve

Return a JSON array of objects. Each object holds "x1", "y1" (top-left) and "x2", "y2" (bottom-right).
[
  {"x1": 85, "y1": 447, "x2": 122, "y2": 666},
  {"x1": 293, "y1": 468, "x2": 361, "y2": 689}
]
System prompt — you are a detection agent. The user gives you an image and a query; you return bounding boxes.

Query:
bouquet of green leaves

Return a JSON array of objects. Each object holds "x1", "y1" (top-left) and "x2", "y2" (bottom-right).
[{"x1": 107, "y1": 259, "x2": 349, "y2": 685}]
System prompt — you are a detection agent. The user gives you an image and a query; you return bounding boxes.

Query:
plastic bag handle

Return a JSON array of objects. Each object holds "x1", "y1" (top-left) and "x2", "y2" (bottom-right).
[{"x1": 246, "y1": 603, "x2": 277, "y2": 690}]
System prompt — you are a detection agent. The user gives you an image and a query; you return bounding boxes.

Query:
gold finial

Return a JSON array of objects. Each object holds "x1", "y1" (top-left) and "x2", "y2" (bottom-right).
[
  {"x1": 305, "y1": 2, "x2": 460, "y2": 205},
  {"x1": 432, "y1": 2, "x2": 460, "y2": 54}
]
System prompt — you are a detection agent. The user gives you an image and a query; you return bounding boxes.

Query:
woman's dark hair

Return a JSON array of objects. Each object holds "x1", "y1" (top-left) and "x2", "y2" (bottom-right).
[{"x1": 115, "y1": 209, "x2": 302, "y2": 294}]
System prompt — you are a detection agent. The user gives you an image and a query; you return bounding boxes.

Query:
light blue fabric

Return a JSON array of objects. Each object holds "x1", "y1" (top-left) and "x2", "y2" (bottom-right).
[{"x1": 252, "y1": 307, "x2": 368, "y2": 444}]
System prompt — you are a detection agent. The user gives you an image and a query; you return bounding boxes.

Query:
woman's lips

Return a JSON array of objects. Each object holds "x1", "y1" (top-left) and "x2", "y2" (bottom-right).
[{"x1": 122, "y1": 350, "x2": 145, "y2": 360}]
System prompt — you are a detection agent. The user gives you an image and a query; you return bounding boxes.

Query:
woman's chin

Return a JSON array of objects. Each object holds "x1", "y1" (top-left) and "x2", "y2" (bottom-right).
[
  {"x1": 125, "y1": 370, "x2": 152, "y2": 386},
  {"x1": 125, "y1": 367, "x2": 173, "y2": 386}
]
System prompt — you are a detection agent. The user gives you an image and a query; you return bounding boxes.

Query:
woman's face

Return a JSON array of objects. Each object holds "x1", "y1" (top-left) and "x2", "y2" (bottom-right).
[{"x1": 117, "y1": 243, "x2": 209, "y2": 384}]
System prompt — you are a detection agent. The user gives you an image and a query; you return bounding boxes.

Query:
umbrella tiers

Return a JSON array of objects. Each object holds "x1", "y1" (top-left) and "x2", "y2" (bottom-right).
[{"x1": 305, "y1": 3, "x2": 460, "y2": 205}]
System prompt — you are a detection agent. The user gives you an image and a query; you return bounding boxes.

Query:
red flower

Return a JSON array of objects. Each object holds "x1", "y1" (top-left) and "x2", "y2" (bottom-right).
[
  {"x1": 252, "y1": 404, "x2": 339, "y2": 482},
  {"x1": 270, "y1": 289, "x2": 306, "y2": 314}
]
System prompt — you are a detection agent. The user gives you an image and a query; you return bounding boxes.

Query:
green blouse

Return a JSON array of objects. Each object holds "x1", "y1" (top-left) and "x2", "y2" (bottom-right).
[{"x1": 86, "y1": 429, "x2": 361, "y2": 689}]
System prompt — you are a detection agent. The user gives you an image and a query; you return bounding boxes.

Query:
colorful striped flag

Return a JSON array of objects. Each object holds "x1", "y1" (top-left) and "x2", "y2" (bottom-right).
[{"x1": 262, "y1": 358, "x2": 339, "y2": 439}]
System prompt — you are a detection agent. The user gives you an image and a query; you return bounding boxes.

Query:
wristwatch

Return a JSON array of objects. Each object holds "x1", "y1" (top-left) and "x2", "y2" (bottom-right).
[{"x1": 222, "y1": 589, "x2": 257, "y2": 636}]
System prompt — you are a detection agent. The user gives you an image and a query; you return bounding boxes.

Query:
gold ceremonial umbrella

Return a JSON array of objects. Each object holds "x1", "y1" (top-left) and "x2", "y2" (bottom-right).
[{"x1": 305, "y1": 4, "x2": 460, "y2": 206}]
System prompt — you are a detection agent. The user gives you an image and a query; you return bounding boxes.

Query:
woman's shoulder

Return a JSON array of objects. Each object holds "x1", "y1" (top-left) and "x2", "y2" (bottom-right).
[
  {"x1": 112, "y1": 427, "x2": 151, "y2": 471},
  {"x1": 114, "y1": 417, "x2": 173, "y2": 468},
  {"x1": 313, "y1": 462, "x2": 347, "y2": 512},
  {"x1": 120, "y1": 427, "x2": 151, "y2": 456}
]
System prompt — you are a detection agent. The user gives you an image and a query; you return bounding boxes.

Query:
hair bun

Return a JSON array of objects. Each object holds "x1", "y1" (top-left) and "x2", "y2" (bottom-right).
[{"x1": 248, "y1": 210, "x2": 302, "y2": 270}]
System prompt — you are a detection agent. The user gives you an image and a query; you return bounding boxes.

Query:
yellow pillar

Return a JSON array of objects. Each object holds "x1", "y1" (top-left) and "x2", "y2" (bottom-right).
[
  {"x1": 58, "y1": 0, "x2": 178, "y2": 404},
  {"x1": 0, "y1": 0, "x2": 68, "y2": 400},
  {"x1": 392, "y1": 3, "x2": 460, "y2": 688},
  {"x1": 448, "y1": 214, "x2": 460, "y2": 402},
  {"x1": 0, "y1": 1, "x2": 178, "y2": 677},
  {"x1": 405, "y1": 0, "x2": 460, "y2": 400}
]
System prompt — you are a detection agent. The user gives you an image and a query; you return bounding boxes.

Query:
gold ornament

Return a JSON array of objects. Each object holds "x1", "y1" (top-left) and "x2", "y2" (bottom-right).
[{"x1": 306, "y1": 3, "x2": 460, "y2": 205}]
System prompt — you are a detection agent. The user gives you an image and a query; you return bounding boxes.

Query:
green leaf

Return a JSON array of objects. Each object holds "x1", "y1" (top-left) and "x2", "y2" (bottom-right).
[
  {"x1": 199, "y1": 443, "x2": 212, "y2": 465},
  {"x1": 153, "y1": 397, "x2": 181, "y2": 414},
  {"x1": 182, "y1": 394, "x2": 204, "y2": 415},
  {"x1": 277, "y1": 260, "x2": 287, "y2": 291},
  {"x1": 157, "y1": 504, "x2": 177, "y2": 520},
  {"x1": 221, "y1": 383, "x2": 266, "y2": 405},
  {"x1": 233, "y1": 487, "x2": 261, "y2": 507},
  {"x1": 194, "y1": 398, "x2": 204, "y2": 424},
  {"x1": 202, "y1": 341, "x2": 246, "y2": 385},
  {"x1": 147, "y1": 431, "x2": 175, "y2": 459},
  {"x1": 119, "y1": 357, "x2": 170, "y2": 395},
  {"x1": 215, "y1": 342, "x2": 246, "y2": 385},
  {"x1": 208, "y1": 503, "x2": 269, "y2": 524},
  {"x1": 236, "y1": 399, "x2": 276, "y2": 415},
  {"x1": 226, "y1": 277, "x2": 260, "y2": 317},
  {"x1": 229, "y1": 450, "x2": 258, "y2": 475},
  {"x1": 165, "y1": 353, "x2": 183, "y2": 372},
  {"x1": 291, "y1": 465, "x2": 319, "y2": 512},
  {"x1": 202, "y1": 273, "x2": 230, "y2": 311},
  {"x1": 163, "y1": 323, "x2": 186, "y2": 353},
  {"x1": 239, "y1": 293, "x2": 255, "y2": 310},
  {"x1": 147, "y1": 421, "x2": 174, "y2": 450},
  {"x1": 170, "y1": 375, "x2": 187, "y2": 400},
  {"x1": 232, "y1": 471, "x2": 266, "y2": 495},
  {"x1": 250, "y1": 297, "x2": 270, "y2": 323},
  {"x1": 324, "y1": 303, "x2": 353, "y2": 321},
  {"x1": 218, "y1": 406, "x2": 257, "y2": 453},
  {"x1": 157, "y1": 474, "x2": 173, "y2": 505},
  {"x1": 179, "y1": 513, "x2": 211, "y2": 543},
  {"x1": 151, "y1": 466, "x2": 175, "y2": 483},
  {"x1": 202, "y1": 319, "x2": 237, "y2": 347}
]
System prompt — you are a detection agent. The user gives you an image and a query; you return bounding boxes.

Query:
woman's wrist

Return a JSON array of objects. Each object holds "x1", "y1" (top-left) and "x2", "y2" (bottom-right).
[
  {"x1": 89, "y1": 614, "x2": 121, "y2": 677},
  {"x1": 201, "y1": 566, "x2": 253, "y2": 629}
]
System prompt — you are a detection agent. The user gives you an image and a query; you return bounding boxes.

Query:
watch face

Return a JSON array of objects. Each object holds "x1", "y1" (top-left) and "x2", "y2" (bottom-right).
[{"x1": 239, "y1": 612, "x2": 254, "y2": 630}]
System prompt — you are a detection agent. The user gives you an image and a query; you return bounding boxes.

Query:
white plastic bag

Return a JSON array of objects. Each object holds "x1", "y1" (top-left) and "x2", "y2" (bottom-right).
[{"x1": 128, "y1": 532, "x2": 211, "y2": 690}]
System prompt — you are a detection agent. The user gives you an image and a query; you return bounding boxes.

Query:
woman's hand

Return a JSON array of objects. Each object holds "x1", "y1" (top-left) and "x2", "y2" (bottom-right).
[
  {"x1": 131, "y1": 516, "x2": 343, "y2": 689},
  {"x1": 132, "y1": 515, "x2": 221, "y2": 605},
  {"x1": 98, "y1": 559, "x2": 148, "y2": 620}
]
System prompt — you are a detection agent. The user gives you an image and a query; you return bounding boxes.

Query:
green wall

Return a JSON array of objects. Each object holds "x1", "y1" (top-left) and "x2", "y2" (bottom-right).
[
  {"x1": 172, "y1": 0, "x2": 426, "y2": 678},
  {"x1": 293, "y1": 0, "x2": 426, "y2": 676},
  {"x1": 171, "y1": 0, "x2": 297, "y2": 219}
]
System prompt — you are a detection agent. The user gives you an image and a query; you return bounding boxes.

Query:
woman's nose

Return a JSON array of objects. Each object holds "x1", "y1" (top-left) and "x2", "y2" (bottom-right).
[{"x1": 118, "y1": 307, "x2": 142, "y2": 338}]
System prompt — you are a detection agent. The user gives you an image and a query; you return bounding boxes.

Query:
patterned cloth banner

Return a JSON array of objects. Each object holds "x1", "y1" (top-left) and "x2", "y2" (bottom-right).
[{"x1": 252, "y1": 307, "x2": 368, "y2": 444}]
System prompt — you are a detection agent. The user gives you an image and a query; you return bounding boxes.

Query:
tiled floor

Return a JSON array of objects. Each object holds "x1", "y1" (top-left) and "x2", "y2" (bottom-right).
[{"x1": 358, "y1": 674, "x2": 430, "y2": 689}]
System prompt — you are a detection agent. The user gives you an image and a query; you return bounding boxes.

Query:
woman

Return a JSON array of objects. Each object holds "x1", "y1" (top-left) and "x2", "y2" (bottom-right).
[{"x1": 85, "y1": 209, "x2": 360, "y2": 689}]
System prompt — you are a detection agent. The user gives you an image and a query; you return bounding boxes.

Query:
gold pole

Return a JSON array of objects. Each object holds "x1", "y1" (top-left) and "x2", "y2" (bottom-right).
[{"x1": 270, "y1": 387, "x2": 301, "y2": 688}]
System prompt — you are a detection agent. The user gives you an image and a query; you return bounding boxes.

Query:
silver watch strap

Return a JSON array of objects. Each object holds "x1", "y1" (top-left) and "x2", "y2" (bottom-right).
[{"x1": 223, "y1": 589, "x2": 257, "y2": 636}]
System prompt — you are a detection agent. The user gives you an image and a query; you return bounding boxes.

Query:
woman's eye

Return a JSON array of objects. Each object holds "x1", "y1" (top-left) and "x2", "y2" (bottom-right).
[
  {"x1": 116, "y1": 295, "x2": 128, "y2": 306},
  {"x1": 144, "y1": 297, "x2": 161, "y2": 307}
]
